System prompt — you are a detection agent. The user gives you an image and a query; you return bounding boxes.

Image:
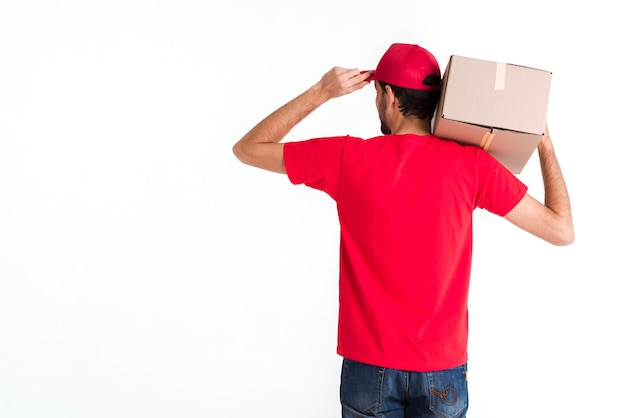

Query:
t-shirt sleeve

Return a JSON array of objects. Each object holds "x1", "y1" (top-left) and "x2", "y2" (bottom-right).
[
  {"x1": 475, "y1": 151, "x2": 528, "y2": 216},
  {"x1": 283, "y1": 136, "x2": 347, "y2": 200}
]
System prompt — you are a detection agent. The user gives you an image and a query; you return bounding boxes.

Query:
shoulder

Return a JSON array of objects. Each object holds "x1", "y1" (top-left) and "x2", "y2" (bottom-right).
[{"x1": 285, "y1": 135, "x2": 355, "y2": 148}]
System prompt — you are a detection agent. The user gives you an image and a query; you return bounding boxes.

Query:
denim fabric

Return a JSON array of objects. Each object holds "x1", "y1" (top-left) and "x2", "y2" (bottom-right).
[{"x1": 340, "y1": 359, "x2": 468, "y2": 418}]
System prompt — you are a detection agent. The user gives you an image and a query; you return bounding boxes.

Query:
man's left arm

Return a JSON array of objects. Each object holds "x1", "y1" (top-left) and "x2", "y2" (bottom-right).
[
  {"x1": 504, "y1": 127, "x2": 574, "y2": 246},
  {"x1": 232, "y1": 67, "x2": 372, "y2": 174}
]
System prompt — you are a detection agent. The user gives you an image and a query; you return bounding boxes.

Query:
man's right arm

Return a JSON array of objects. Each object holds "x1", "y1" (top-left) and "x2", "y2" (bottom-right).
[
  {"x1": 504, "y1": 127, "x2": 575, "y2": 246},
  {"x1": 232, "y1": 67, "x2": 372, "y2": 174}
]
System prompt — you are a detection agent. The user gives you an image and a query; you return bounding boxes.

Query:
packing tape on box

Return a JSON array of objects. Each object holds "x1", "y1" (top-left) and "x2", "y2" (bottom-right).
[
  {"x1": 495, "y1": 62, "x2": 506, "y2": 90},
  {"x1": 479, "y1": 132, "x2": 495, "y2": 152}
]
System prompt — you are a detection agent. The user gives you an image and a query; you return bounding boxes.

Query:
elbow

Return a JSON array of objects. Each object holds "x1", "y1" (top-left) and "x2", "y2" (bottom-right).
[
  {"x1": 553, "y1": 232, "x2": 575, "y2": 246},
  {"x1": 551, "y1": 223, "x2": 575, "y2": 246},
  {"x1": 232, "y1": 142, "x2": 242, "y2": 161},
  {"x1": 232, "y1": 141, "x2": 249, "y2": 165},
  {"x1": 560, "y1": 229, "x2": 575, "y2": 246}
]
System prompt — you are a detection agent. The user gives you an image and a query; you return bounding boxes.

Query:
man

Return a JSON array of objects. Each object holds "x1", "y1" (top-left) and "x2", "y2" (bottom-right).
[{"x1": 232, "y1": 43, "x2": 574, "y2": 418}]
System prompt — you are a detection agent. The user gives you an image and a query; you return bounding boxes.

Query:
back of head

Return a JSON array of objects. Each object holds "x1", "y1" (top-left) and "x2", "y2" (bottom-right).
[{"x1": 371, "y1": 43, "x2": 442, "y2": 120}]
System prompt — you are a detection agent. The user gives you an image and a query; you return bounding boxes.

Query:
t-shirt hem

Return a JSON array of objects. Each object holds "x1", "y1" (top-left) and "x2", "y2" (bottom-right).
[
  {"x1": 337, "y1": 348, "x2": 468, "y2": 372},
  {"x1": 500, "y1": 184, "x2": 529, "y2": 216},
  {"x1": 283, "y1": 142, "x2": 298, "y2": 185}
]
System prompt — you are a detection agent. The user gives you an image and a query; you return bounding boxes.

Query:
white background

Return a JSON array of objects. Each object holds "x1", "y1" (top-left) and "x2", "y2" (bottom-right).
[{"x1": 1, "y1": 1, "x2": 623, "y2": 417}]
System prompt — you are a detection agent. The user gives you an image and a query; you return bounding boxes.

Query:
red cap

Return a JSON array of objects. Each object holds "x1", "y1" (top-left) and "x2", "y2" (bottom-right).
[{"x1": 365, "y1": 43, "x2": 441, "y2": 91}]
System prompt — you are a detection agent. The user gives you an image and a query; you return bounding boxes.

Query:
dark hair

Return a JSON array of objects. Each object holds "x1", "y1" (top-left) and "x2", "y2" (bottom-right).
[{"x1": 379, "y1": 74, "x2": 441, "y2": 120}]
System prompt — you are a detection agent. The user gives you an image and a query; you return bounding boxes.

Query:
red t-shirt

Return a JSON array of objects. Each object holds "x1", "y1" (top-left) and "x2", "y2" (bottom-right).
[{"x1": 283, "y1": 134, "x2": 527, "y2": 371}]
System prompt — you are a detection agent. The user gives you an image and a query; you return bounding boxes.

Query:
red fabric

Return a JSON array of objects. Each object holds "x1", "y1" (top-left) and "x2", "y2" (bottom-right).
[
  {"x1": 367, "y1": 43, "x2": 441, "y2": 91},
  {"x1": 284, "y1": 134, "x2": 527, "y2": 371}
]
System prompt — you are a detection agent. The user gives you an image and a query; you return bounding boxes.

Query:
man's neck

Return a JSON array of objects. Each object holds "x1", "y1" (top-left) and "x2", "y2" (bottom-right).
[{"x1": 391, "y1": 117, "x2": 432, "y2": 136}]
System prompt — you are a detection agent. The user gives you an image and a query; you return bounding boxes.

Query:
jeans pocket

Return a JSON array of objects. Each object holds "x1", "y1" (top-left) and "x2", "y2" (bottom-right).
[
  {"x1": 427, "y1": 364, "x2": 468, "y2": 418},
  {"x1": 340, "y1": 359, "x2": 385, "y2": 415}
]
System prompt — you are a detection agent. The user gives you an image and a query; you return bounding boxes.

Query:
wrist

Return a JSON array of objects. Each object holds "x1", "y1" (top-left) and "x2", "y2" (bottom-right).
[
  {"x1": 537, "y1": 134, "x2": 554, "y2": 156},
  {"x1": 307, "y1": 82, "x2": 331, "y2": 106}
]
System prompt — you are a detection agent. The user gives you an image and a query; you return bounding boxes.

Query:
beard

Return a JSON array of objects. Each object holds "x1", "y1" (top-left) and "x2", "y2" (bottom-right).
[{"x1": 380, "y1": 120, "x2": 391, "y2": 135}]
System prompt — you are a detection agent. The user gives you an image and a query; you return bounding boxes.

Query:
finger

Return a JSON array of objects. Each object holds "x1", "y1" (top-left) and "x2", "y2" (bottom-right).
[
  {"x1": 346, "y1": 68, "x2": 370, "y2": 80},
  {"x1": 347, "y1": 78, "x2": 371, "y2": 93},
  {"x1": 359, "y1": 70, "x2": 374, "y2": 81}
]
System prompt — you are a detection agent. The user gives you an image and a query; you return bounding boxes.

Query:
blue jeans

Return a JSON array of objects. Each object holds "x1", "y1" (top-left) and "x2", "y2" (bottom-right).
[{"x1": 340, "y1": 359, "x2": 468, "y2": 418}]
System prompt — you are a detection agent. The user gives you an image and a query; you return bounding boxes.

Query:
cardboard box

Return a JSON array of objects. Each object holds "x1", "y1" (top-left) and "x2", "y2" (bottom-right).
[{"x1": 433, "y1": 55, "x2": 552, "y2": 174}]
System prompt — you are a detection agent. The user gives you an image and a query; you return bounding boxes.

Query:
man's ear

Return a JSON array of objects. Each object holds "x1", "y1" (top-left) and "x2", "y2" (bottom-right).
[{"x1": 384, "y1": 84, "x2": 397, "y2": 109}]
